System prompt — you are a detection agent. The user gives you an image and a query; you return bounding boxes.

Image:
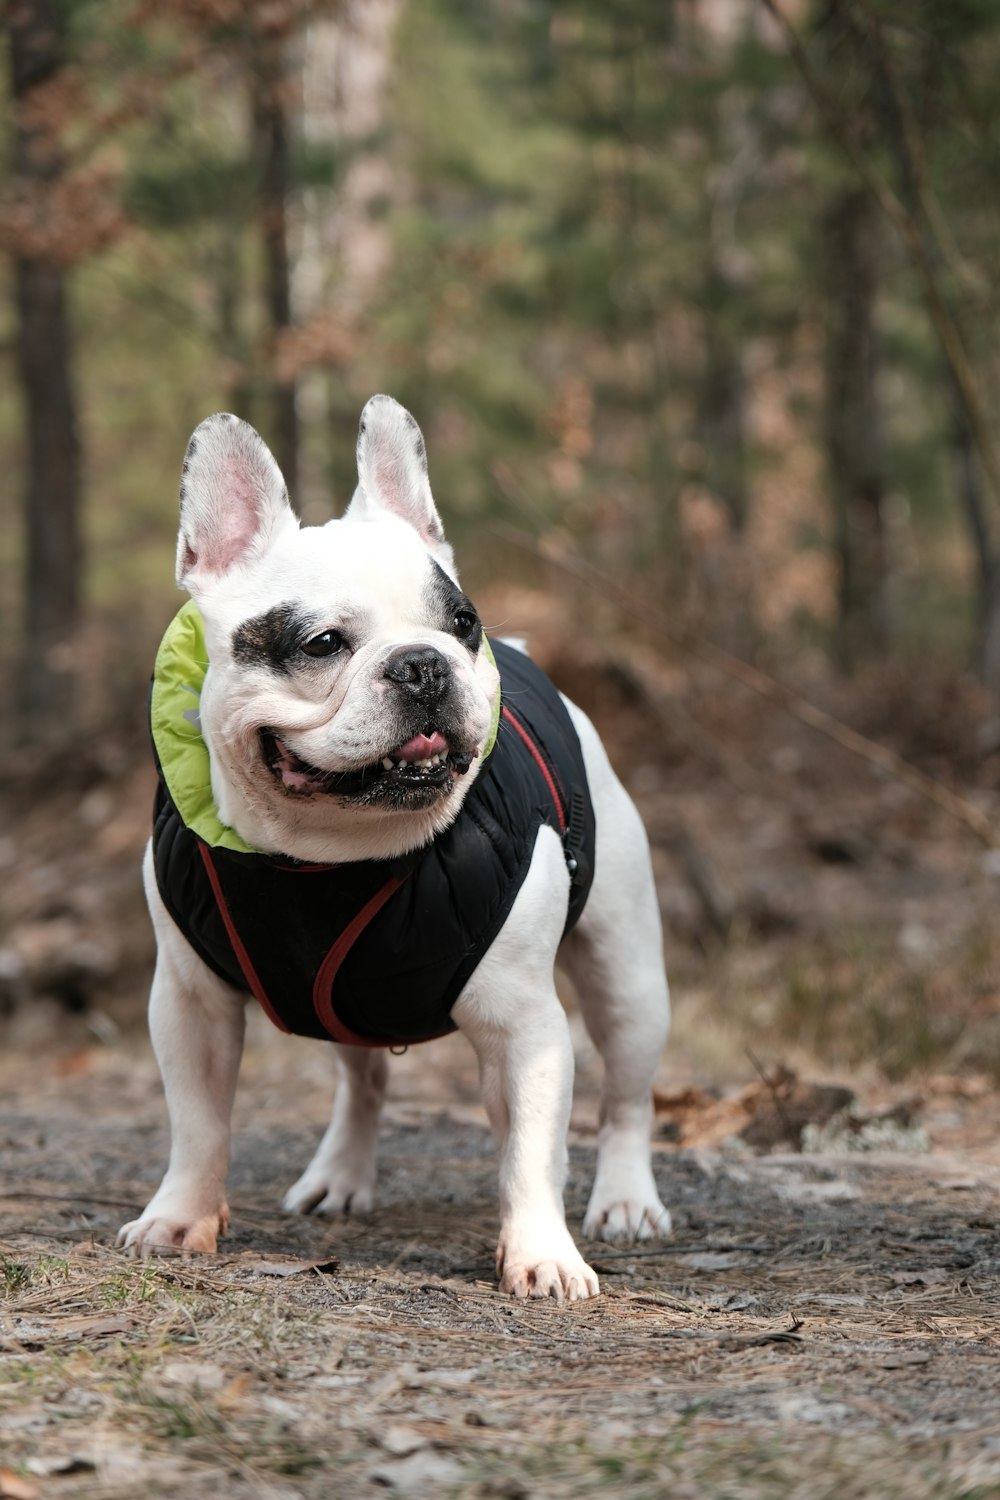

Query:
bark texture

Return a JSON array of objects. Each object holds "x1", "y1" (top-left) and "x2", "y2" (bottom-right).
[
  {"x1": 254, "y1": 34, "x2": 299, "y2": 499},
  {"x1": 824, "y1": 184, "x2": 887, "y2": 665},
  {"x1": 8, "y1": 0, "x2": 83, "y2": 732}
]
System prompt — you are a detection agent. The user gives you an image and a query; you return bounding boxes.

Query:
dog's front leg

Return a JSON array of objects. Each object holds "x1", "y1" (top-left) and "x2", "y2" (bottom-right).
[
  {"x1": 454, "y1": 828, "x2": 599, "y2": 1302},
  {"x1": 118, "y1": 850, "x2": 245, "y2": 1257}
]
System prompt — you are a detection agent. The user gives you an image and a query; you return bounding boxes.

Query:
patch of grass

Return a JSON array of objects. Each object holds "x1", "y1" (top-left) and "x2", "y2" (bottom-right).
[
  {"x1": 141, "y1": 1390, "x2": 228, "y2": 1442},
  {"x1": 0, "y1": 1256, "x2": 31, "y2": 1296},
  {"x1": 100, "y1": 1263, "x2": 161, "y2": 1308},
  {"x1": 0, "y1": 1254, "x2": 71, "y2": 1297},
  {"x1": 260, "y1": 1441, "x2": 327, "y2": 1477}
]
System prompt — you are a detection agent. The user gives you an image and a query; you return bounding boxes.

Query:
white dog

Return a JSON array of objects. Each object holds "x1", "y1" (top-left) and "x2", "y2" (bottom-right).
[{"x1": 118, "y1": 396, "x2": 671, "y2": 1300}]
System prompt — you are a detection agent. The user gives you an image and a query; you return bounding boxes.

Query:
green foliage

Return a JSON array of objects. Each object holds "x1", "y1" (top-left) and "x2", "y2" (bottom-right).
[
  {"x1": 0, "y1": 1254, "x2": 70, "y2": 1296},
  {"x1": 126, "y1": 151, "x2": 259, "y2": 229},
  {"x1": 2, "y1": 0, "x2": 1000, "y2": 701}
]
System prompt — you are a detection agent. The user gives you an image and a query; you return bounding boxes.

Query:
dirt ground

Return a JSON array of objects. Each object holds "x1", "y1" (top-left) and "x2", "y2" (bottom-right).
[
  {"x1": 3, "y1": 605, "x2": 1000, "y2": 1497},
  {"x1": 2, "y1": 1013, "x2": 1000, "y2": 1500}
]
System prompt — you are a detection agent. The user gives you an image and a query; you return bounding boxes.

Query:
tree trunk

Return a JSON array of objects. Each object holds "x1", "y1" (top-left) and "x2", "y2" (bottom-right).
[
  {"x1": 824, "y1": 185, "x2": 887, "y2": 667},
  {"x1": 295, "y1": 1, "x2": 403, "y2": 517},
  {"x1": 950, "y1": 387, "x2": 1000, "y2": 691},
  {"x1": 872, "y1": 20, "x2": 1000, "y2": 696},
  {"x1": 253, "y1": 36, "x2": 298, "y2": 498},
  {"x1": 7, "y1": 0, "x2": 83, "y2": 734},
  {"x1": 699, "y1": 261, "x2": 750, "y2": 536}
]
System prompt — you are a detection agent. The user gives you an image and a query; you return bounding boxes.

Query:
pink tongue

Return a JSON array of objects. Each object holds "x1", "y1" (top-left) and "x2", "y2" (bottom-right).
[
  {"x1": 395, "y1": 731, "x2": 448, "y2": 761},
  {"x1": 273, "y1": 738, "x2": 318, "y2": 791}
]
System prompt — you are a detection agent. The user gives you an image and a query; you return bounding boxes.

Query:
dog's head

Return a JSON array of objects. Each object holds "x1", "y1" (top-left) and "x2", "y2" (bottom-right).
[{"x1": 174, "y1": 396, "x2": 500, "y2": 863}]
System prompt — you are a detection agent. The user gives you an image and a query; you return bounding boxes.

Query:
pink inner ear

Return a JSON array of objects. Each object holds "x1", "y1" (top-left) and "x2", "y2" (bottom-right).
[
  {"x1": 205, "y1": 461, "x2": 266, "y2": 574},
  {"x1": 374, "y1": 457, "x2": 443, "y2": 541},
  {"x1": 375, "y1": 459, "x2": 411, "y2": 516}
]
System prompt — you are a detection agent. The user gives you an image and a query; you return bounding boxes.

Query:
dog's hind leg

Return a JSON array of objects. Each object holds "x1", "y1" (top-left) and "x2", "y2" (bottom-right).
[
  {"x1": 283, "y1": 1045, "x2": 387, "y2": 1216},
  {"x1": 559, "y1": 704, "x2": 672, "y2": 1244}
]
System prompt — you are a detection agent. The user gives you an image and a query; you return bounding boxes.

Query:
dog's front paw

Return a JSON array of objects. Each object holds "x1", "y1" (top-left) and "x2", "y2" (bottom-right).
[
  {"x1": 282, "y1": 1160, "x2": 375, "y2": 1217},
  {"x1": 117, "y1": 1199, "x2": 229, "y2": 1257},
  {"x1": 496, "y1": 1224, "x2": 599, "y2": 1302},
  {"x1": 583, "y1": 1181, "x2": 672, "y2": 1244}
]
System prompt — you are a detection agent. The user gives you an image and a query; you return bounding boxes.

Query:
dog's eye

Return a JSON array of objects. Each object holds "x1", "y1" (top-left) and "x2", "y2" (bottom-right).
[
  {"x1": 453, "y1": 610, "x2": 479, "y2": 642},
  {"x1": 301, "y1": 629, "x2": 345, "y2": 659}
]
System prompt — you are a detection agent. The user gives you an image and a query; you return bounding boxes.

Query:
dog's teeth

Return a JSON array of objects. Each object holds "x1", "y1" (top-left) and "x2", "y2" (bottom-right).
[{"x1": 382, "y1": 757, "x2": 394, "y2": 770}]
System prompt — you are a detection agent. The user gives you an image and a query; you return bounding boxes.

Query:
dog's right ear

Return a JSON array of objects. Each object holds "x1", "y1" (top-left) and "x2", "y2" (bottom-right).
[{"x1": 176, "y1": 413, "x2": 297, "y2": 591}]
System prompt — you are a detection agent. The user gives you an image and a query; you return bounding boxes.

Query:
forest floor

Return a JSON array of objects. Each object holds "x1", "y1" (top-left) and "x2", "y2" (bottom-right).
[
  {"x1": 2, "y1": 1034, "x2": 1000, "y2": 1500},
  {"x1": 2, "y1": 593, "x2": 1000, "y2": 1497}
]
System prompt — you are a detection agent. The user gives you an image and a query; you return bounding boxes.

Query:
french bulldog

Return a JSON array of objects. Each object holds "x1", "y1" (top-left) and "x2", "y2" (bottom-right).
[{"x1": 117, "y1": 396, "x2": 671, "y2": 1300}]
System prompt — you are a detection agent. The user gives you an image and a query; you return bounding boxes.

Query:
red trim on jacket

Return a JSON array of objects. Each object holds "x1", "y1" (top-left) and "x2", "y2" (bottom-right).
[
  {"x1": 311, "y1": 876, "x2": 407, "y2": 1046},
  {"x1": 198, "y1": 843, "x2": 291, "y2": 1034},
  {"x1": 501, "y1": 706, "x2": 566, "y2": 831}
]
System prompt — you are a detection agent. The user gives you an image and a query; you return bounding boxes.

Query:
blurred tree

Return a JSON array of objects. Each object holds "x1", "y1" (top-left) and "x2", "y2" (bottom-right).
[
  {"x1": 823, "y1": 181, "x2": 887, "y2": 663},
  {"x1": 7, "y1": 0, "x2": 83, "y2": 733},
  {"x1": 767, "y1": 0, "x2": 1000, "y2": 677},
  {"x1": 817, "y1": 0, "x2": 888, "y2": 664},
  {"x1": 122, "y1": 2, "x2": 312, "y2": 486},
  {"x1": 251, "y1": 15, "x2": 298, "y2": 496},
  {"x1": 4, "y1": 0, "x2": 1000, "y2": 728},
  {"x1": 861, "y1": 0, "x2": 1000, "y2": 688}
]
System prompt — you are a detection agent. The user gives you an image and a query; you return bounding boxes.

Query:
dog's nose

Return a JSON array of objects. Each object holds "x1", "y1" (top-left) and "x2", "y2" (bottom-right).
[{"x1": 383, "y1": 645, "x2": 451, "y2": 699}]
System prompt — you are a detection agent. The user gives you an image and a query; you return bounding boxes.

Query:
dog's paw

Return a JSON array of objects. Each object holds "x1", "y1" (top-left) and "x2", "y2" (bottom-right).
[
  {"x1": 496, "y1": 1225, "x2": 599, "y2": 1302},
  {"x1": 282, "y1": 1162, "x2": 375, "y2": 1217},
  {"x1": 116, "y1": 1201, "x2": 229, "y2": 1257},
  {"x1": 583, "y1": 1188, "x2": 672, "y2": 1244}
]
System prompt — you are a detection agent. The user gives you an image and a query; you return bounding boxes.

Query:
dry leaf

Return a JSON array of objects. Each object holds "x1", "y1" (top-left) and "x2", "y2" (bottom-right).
[
  {"x1": 218, "y1": 1373, "x2": 255, "y2": 1410},
  {"x1": 654, "y1": 1071, "x2": 853, "y2": 1150},
  {"x1": 0, "y1": 1469, "x2": 39, "y2": 1500},
  {"x1": 52, "y1": 1048, "x2": 97, "y2": 1077},
  {"x1": 13, "y1": 1313, "x2": 133, "y2": 1343},
  {"x1": 244, "y1": 1256, "x2": 338, "y2": 1278}
]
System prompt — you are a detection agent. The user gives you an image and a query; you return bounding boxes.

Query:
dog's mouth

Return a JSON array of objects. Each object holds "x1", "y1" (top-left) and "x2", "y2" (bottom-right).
[{"x1": 261, "y1": 728, "x2": 475, "y2": 802}]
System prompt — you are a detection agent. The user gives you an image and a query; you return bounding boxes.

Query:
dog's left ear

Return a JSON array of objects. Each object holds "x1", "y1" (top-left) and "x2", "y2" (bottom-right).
[{"x1": 348, "y1": 395, "x2": 456, "y2": 575}]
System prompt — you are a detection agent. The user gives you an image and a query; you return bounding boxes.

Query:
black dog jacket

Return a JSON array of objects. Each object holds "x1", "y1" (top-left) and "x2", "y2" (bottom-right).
[{"x1": 152, "y1": 637, "x2": 596, "y2": 1048}]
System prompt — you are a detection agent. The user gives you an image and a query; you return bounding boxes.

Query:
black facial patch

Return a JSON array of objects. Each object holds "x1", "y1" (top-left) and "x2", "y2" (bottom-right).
[
  {"x1": 232, "y1": 602, "x2": 313, "y2": 675},
  {"x1": 425, "y1": 560, "x2": 483, "y2": 654}
]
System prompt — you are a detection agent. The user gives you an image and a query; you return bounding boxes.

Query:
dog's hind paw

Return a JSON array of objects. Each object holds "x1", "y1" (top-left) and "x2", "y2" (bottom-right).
[
  {"x1": 583, "y1": 1192, "x2": 672, "y2": 1244},
  {"x1": 282, "y1": 1163, "x2": 375, "y2": 1217}
]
